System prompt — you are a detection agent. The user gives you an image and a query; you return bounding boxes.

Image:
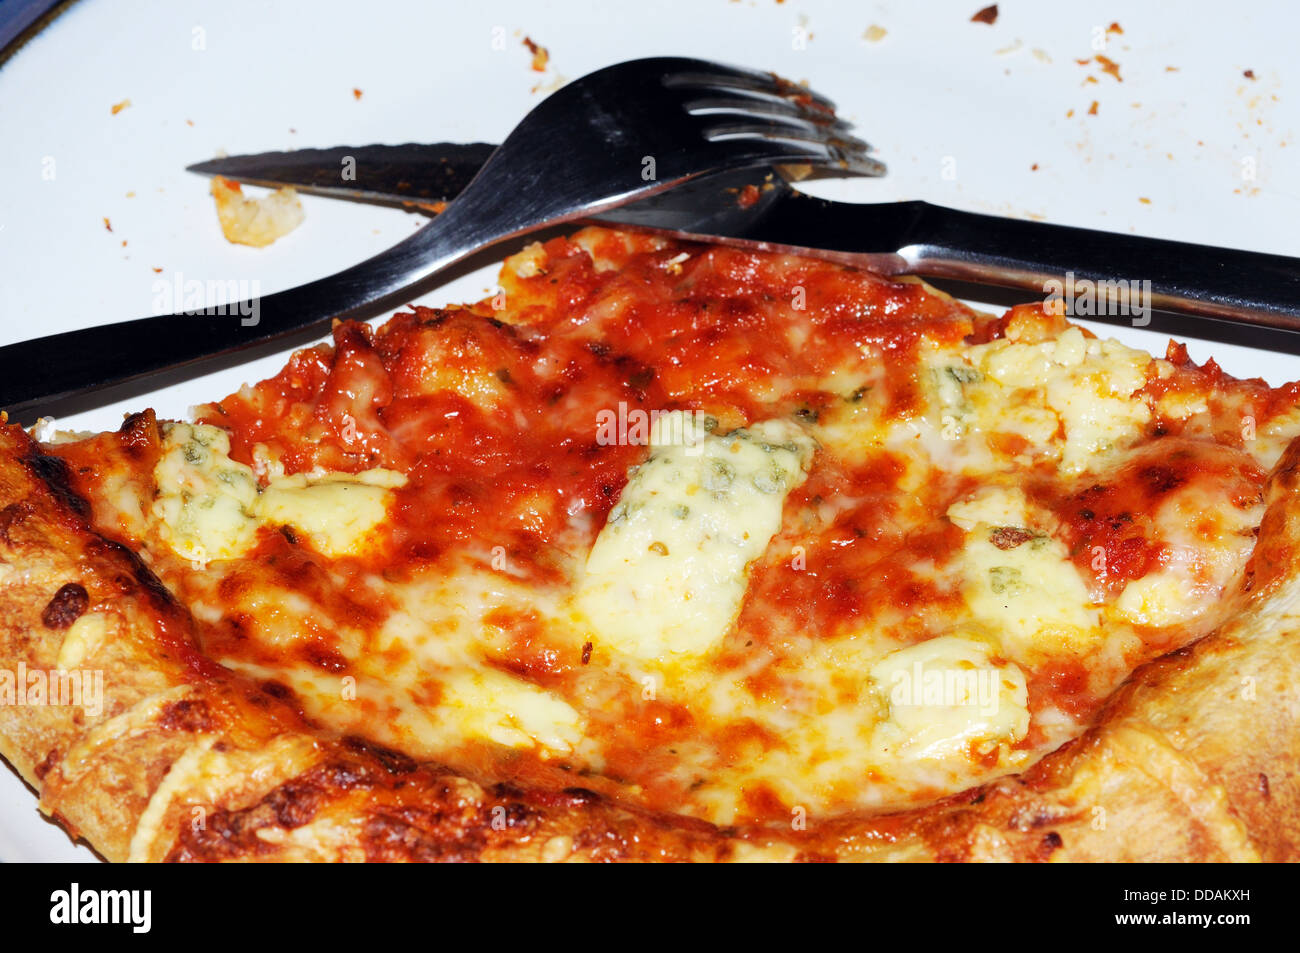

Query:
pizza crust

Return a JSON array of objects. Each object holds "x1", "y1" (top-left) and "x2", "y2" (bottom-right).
[{"x1": 0, "y1": 414, "x2": 1296, "y2": 862}]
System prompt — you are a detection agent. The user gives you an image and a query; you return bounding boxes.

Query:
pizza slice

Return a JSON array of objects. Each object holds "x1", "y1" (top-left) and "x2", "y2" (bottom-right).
[{"x1": 1, "y1": 227, "x2": 1297, "y2": 861}]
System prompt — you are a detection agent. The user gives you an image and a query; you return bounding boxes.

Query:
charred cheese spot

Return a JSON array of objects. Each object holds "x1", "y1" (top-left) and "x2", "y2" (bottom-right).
[{"x1": 41, "y1": 583, "x2": 89, "y2": 630}]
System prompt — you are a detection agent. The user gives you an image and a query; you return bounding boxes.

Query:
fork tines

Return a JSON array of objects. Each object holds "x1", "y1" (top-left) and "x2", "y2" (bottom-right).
[{"x1": 663, "y1": 62, "x2": 882, "y2": 177}]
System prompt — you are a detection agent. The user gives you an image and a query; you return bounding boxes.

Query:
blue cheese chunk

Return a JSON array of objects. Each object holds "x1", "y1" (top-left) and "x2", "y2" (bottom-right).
[
  {"x1": 946, "y1": 487, "x2": 1102, "y2": 663},
  {"x1": 153, "y1": 422, "x2": 405, "y2": 564},
  {"x1": 153, "y1": 423, "x2": 261, "y2": 564},
  {"x1": 576, "y1": 412, "x2": 815, "y2": 663}
]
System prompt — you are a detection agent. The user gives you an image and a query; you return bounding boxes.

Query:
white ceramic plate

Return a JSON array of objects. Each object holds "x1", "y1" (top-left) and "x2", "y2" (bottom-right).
[{"x1": 1, "y1": 0, "x2": 1297, "y2": 861}]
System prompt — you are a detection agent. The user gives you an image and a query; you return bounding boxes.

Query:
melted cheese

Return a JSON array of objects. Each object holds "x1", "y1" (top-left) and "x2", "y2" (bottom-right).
[
  {"x1": 153, "y1": 423, "x2": 405, "y2": 564},
  {"x1": 439, "y1": 669, "x2": 583, "y2": 755},
  {"x1": 256, "y1": 470, "x2": 403, "y2": 558},
  {"x1": 1252, "y1": 403, "x2": 1300, "y2": 470},
  {"x1": 205, "y1": 565, "x2": 591, "y2": 760},
  {"x1": 1113, "y1": 569, "x2": 1202, "y2": 627},
  {"x1": 55, "y1": 611, "x2": 111, "y2": 671},
  {"x1": 209, "y1": 175, "x2": 304, "y2": 248},
  {"x1": 946, "y1": 487, "x2": 1102, "y2": 663},
  {"x1": 946, "y1": 484, "x2": 1032, "y2": 531},
  {"x1": 899, "y1": 327, "x2": 1154, "y2": 479},
  {"x1": 1113, "y1": 462, "x2": 1264, "y2": 627},
  {"x1": 868, "y1": 635, "x2": 1029, "y2": 762},
  {"x1": 969, "y1": 328, "x2": 1152, "y2": 474},
  {"x1": 576, "y1": 413, "x2": 815, "y2": 663}
]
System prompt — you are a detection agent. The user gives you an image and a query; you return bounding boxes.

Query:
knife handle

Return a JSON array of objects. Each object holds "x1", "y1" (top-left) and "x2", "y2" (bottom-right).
[{"x1": 897, "y1": 202, "x2": 1300, "y2": 331}]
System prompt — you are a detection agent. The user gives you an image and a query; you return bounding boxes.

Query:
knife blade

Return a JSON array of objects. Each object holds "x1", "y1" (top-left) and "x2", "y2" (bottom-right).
[
  {"x1": 190, "y1": 144, "x2": 1300, "y2": 340},
  {"x1": 188, "y1": 143, "x2": 498, "y2": 206}
]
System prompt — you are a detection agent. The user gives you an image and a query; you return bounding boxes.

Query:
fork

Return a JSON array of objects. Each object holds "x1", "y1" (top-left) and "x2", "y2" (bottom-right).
[{"x1": 0, "y1": 57, "x2": 879, "y2": 421}]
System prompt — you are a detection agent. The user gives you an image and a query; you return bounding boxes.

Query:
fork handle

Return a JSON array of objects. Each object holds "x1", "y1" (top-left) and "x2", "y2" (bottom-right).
[{"x1": 893, "y1": 202, "x2": 1300, "y2": 331}]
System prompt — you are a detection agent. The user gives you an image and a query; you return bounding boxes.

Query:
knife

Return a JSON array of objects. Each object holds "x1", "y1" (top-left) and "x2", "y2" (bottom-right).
[{"x1": 190, "y1": 143, "x2": 1300, "y2": 339}]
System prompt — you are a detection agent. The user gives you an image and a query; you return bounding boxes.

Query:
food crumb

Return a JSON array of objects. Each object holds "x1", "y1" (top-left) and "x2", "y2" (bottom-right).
[
  {"x1": 1030, "y1": 163, "x2": 1039, "y2": 171},
  {"x1": 152, "y1": 266, "x2": 162, "y2": 273},
  {"x1": 1066, "y1": 108, "x2": 1075, "y2": 118},
  {"x1": 1107, "y1": 22, "x2": 1123, "y2": 35},
  {"x1": 530, "y1": 72, "x2": 568, "y2": 95},
  {"x1": 210, "y1": 175, "x2": 305, "y2": 248},
  {"x1": 737, "y1": 184, "x2": 761, "y2": 208},
  {"x1": 1087, "y1": 100, "x2": 1099, "y2": 115},
  {"x1": 110, "y1": 98, "x2": 131, "y2": 115},
  {"x1": 1031, "y1": 48, "x2": 1051, "y2": 63},
  {"x1": 1138, "y1": 197, "x2": 1151, "y2": 204},
  {"x1": 185, "y1": 119, "x2": 194, "y2": 127},
  {"x1": 523, "y1": 36, "x2": 549, "y2": 72},
  {"x1": 1243, "y1": 69, "x2": 1256, "y2": 80},
  {"x1": 103, "y1": 217, "x2": 112, "y2": 232},
  {"x1": 352, "y1": 88, "x2": 363, "y2": 100},
  {"x1": 1166, "y1": 65, "x2": 1180, "y2": 72},
  {"x1": 970, "y1": 4, "x2": 998, "y2": 25},
  {"x1": 1095, "y1": 55, "x2": 1122, "y2": 81},
  {"x1": 125, "y1": 191, "x2": 135, "y2": 198},
  {"x1": 863, "y1": 24, "x2": 887, "y2": 42}
]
